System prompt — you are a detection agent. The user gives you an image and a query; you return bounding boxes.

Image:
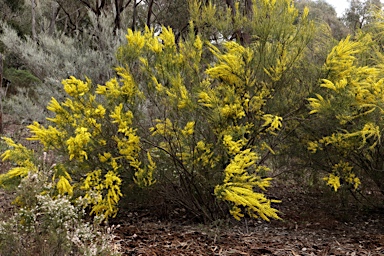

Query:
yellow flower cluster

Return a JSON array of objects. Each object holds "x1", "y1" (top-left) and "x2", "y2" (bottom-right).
[
  {"x1": 308, "y1": 34, "x2": 384, "y2": 192},
  {"x1": 81, "y1": 168, "x2": 123, "y2": 218},
  {"x1": 0, "y1": 73, "x2": 157, "y2": 219},
  {"x1": 56, "y1": 172, "x2": 73, "y2": 196},
  {"x1": 134, "y1": 152, "x2": 157, "y2": 187},
  {"x1": 324, "y1": 174, "x2": 340, "y2": 192},
  {"x1": 193, "y1": 140, "x2": 217, "y2": 168},
  {"x1": 323, "y1": 161, "x2": 361, "y2": 191},
  {"x1": 96, "y1": 67, "x2": 143, "y2": 103},
  {"x1": 63, "y1": 76, "x2": 90, "y2": 97},
  {"x1": 223, "y1": 135, "x2": 246, "y2": 155},
  {"x1": 262, "y1": 114, "x2": 283, "y2": 135},
  {"x1": 0, "y1": 138, "x2": 38, "y2": 184},
  {"x1": 66, "y1": 127, "x2": 91, "y2": 161},
  {"x1": 214, "y1": 147, "x2": 280, "y2": 221}
]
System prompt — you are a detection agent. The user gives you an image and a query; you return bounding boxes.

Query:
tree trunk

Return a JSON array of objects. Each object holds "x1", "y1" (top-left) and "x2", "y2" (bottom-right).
[
  {"x1": 113, "y1": 0, "x2": 133, "y2": 33},
  {"x1": 146, "y1": 0, "x2": 154, "y2": 28},
  {"x1": 79, "y1": 0, "x2": 106, "y2": 16},
  {"x1": 225, "y1": 0, "x2": 252, "y2": 45},
  {"x1": 245, "y1": 0, "x2": 253, "y2": 19},
  {"x1": 131, "y1": 1, "x2": 138, "y2": 31},
  {"x1": 0, "y1": 54, "x2": 4, "y2": 134},
  {"x1": 48, "y1": 1, "x2": 60, "y2": 36},
  {"x1": 225, "y1": 0, "x2": 236, "y2": 16},
  {"x1": 114, "y1": 0, "x2": 122, "y2": 31},
  {"x1": 31, "y1": 0, "x2": 37, "y2": 41},
  {"x1": 242, "y1": 0, "x2": 253, "y2": 44}
]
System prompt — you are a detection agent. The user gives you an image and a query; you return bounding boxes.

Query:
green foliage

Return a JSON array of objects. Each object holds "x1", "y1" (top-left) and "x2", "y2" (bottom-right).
[
  {"x1": 3, "y1": 0, "x2": 24, "y2": 12},
  {"x1": 0, "y1": 0, "x2": 29, "y2": 37},
  {"x1": 4, "y1": 68, "x2": 41, "y2": 87},
  {"x1": 189, "y1": 0, "x2": 318, "y2": 145},
  {"x1": 295, "y1": 0, "x2": 349, "y2": 40}
]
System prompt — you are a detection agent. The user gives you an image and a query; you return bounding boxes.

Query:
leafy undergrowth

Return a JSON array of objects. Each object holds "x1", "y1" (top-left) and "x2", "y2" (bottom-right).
[{"x1": 1, "y1": 116, "x2": 384, "y2": 256}]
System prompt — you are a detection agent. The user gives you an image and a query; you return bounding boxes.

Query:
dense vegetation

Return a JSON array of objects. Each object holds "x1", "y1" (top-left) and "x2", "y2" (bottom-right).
[{"x1": 0, "y1": 0, "x2": 383, "y2": 255}]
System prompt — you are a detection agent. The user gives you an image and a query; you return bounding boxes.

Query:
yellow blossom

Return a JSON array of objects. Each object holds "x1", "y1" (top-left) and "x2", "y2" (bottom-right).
[
  {"x1": 62, "y1": 76, "x2": 90, "y2": 97},
  {"x1": 182, "y1": 121, "x2": 195, "y2": 136},
  {"x1": 56, "y1": 175, "x2": 73, "y2": 196},
  {"x1": 126, "y1": 29, "x2": 145, "y2": 50},
  {"x1": 323, "y1": 174, "x2": 341, "y2": 191}
]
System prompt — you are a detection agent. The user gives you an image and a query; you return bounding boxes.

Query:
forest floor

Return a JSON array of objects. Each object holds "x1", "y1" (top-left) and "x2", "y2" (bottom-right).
[
  {"x1": 113, "y1": 181, "x2": 384, "y2": 256},
  {"x1": 1, "y1": 116, "x2": 384, "y2": 256}
]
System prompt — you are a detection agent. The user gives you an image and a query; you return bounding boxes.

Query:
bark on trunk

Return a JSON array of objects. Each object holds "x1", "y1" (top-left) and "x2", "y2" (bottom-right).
[
  {"x1": 114, "y1": 0, "x2": 133, "y2": 32},
  {"x1": 114, "y1": 0, "x2": 122, "y2": 31},
  {"x1": 131, "y1": 1, "x2": 139, "y2": 31},
  {"x1": 48, "y1": 1, "x2": 60, "y2": 36},
  {"x1": 31, "y1": 0, "x2": 37, "y2": 41},
  {"x1": 146, "y1": 0, "x2": 154, "y2": 28},
  {"x1": 0, "y1": 54, "x2": 4, "y2": 134}
]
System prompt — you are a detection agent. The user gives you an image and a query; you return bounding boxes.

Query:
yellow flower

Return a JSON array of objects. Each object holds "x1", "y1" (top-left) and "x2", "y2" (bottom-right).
[
  {"x1": 159, "y1": 26, "x2": 175, "y2": 48},
  {"x1": 223, "y1": 135, "x2": 245, "y2": 155},
  {"x1": 198, "y1": 91, "x2": 214, "y2": 107},
  {"x1": 62, "y1": 76, "x2": 90, "y2": 97},
  {"x1": 262, "y1": 114, "x2": 283, "y2": 132},
  {"x1": 66, "y1": 127, "x2": 91, "y2": 161},
  {"x1": 229, "y1": 206, "x2": 244, "y2": 221},
  {"x1": 99, "y1": 152, "x2": 112, "y2": 163},
  {"x1": 307, "y1": 141, "x2": 319, "y2": 153},
  {"x1": 47, "y1": 97, "x2": 64, "y2": 113},
  {"x1": 193, "y1": 36, "x2": 203, "y2": 51},
  {"x1": 126, "y1": 29, "x2": 145, "y2": 50},
  {"x1": 182, "y1": 121, "x2": 195, "y2": 136},
  {"x1": 323, "y1": 174, "x2": 341, "y2": 192},
  {"x1": 56, "y1": 175, "x2": 73, "y2": 196}
]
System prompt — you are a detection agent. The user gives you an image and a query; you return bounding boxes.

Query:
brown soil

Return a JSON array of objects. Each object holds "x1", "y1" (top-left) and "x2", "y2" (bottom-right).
[{"x1": 113, "y1": 182, "x2": 384, "y2": 256}]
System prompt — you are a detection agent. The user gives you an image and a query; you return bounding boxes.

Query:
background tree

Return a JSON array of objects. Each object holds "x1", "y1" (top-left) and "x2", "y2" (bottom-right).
[
  {"x1": 295, "y1": 0, "x2": 349, "y2": 40},
  {"x1": 342, "y1": 0, "x2": 382, "y2": 31}
]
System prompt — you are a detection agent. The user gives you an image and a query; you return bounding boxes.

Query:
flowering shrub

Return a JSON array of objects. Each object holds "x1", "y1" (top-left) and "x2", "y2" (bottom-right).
[
  {"x1": 0, "y1": 73, "x2": 155, "y2": 220},
  {"x1": 307, "y1": 30, "x2": 384, "y2": 195},
  {"x1": 0, "y1": 29, "x2": 279, "y2": 222},
  {"x1": 0, "y1": 194, "x2": 121, "y2": 256},
  {"x1": 0, "y1": 0, "x2": 315, "y2": 222},
  {"x1": 114, "y1": 25, "x2": 285, "y2": 221}
]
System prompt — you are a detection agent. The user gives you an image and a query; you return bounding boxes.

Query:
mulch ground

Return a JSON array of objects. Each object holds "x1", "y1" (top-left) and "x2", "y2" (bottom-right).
[{"x1": 112, "y1": 182, "x2": 384, "y2": 256}]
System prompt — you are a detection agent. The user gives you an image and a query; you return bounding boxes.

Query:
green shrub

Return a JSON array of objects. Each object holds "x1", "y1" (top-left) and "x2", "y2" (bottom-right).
[{"x1": 4, "y1": 68, "x2": 41, "y2": 89}]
